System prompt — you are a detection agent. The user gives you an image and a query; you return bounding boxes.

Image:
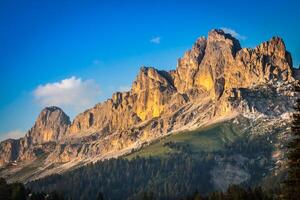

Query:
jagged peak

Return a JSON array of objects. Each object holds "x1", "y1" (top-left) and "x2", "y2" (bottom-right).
[
  {"x1": 0, "y1": 29, "x2": 297, "y2": 172},
  {"x1": 255, "y1": 36, "x2": 287, "y2": 58},
  {"x1": 41, "y1": 106, "x2": 65, "y2": 114},
  {"x1": 183, "y1": 36, "x2": 207, "y2": 61},
  {"x1": 38, "y1": 106, "x2": 70, "y2": 124},
  {"x1": 208, "y1": 29, "x2": 238, "y2": 41},
  {"x1": 133, "y1": 66, "x2": 174, "y2": 88},
  {"x1": 137, "y1": 66, "x2": 158, "y2": 75},
  {"x1": 26, "y1": 106, "x2": 71, "y2": 144},
  {"x1": 268, "y1": 36, "x2": 286, "y2": 48},
  {"x1": 193, "y1": 36, "x2": 207, "y2": 49},
  {"x1": 207, "y1": 29, "x2": 242, "y2": 56}
]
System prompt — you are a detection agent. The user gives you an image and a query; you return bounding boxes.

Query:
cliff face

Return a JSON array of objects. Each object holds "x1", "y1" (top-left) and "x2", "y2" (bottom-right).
[
  {"x1": 0, "y1": 107, "x2": 69, "y2": 166},
  {"x1": 66, "y1": 30, "x2": 293, "y2": 137},
  {"x1": 0, "y1": 29, "x2": 297, "y2": 182},
  {"x1": 173, "y1": 30, "x2": 293, "y2": 99},
  {"x1": 67, "y1": 67, "x2": 187, "y2": 136},
  {"x1": 27, "y1": 107, "x2": 71, "y2": 144}
]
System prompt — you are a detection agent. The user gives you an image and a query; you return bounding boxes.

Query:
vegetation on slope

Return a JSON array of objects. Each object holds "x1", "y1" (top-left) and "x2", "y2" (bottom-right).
[
  {"x1": 281, "y1": 86, "x2": 300, "y2": 199},
  {"x1": 0, "y1": 177, "x2": 64, "y2": 200},
  {"x1": 26, "y1": 117, "x2": 280, "y2": 200},
  {"x1": 126, "y1": 118, "x2": 248, "y2": 159}
]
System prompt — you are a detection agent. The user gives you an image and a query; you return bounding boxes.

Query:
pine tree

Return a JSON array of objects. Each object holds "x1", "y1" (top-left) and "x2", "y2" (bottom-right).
[
  {"x1": 10, "y1": 183, "x2": 27, "y2": 200},
  {"x1": 282, "y1": 85, "x2": 300, "y2": 199},
  {"x1": 96, "y1": 192, "x2": 105, "y2": 200},
  {"x1": 0, "y1": 178, "x2": 10, "y2": 200}
]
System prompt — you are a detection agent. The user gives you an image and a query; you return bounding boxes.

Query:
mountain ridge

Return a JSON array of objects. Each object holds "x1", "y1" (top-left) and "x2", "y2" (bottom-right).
[{"x1": 0, "y1": 29, "x2": 297, "y2": 182}]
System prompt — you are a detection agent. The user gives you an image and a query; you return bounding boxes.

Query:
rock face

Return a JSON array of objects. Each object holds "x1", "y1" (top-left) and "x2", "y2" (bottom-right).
[
  {"x1": 172, "y1": 29, "x2": 293, "y2": 100},
  {"x1": 194, "y1": 29, "x2": 241, "y2": 99},
  {"x1": 172, "y1": 36, "x2": 207, "y2": 93},
  {"x1": 233, "y1": 36, "x2": 293, "y2": 88},
  {"x1": 0, "y1": 107, "x2": 69, "y2": 166},
  {"x1": 27, "y1": 106, "x2": 71, "y2": 144},
  {"x1": 0, "y1": 29, "x2": 297, "y2": 183},
  {"x1": 67, "y1": 66, "x2": 186, "y2": 136},
  {"x1": 132, "y1": 67, "x2": 177, "y2": 120}
]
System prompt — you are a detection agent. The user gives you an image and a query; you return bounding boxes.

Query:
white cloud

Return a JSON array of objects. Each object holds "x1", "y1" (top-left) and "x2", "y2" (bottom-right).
[
  {"x1": 0, "y1": 130, "x2": 25, "y2": 141},
  {"x1": 150, "y1": 36, "x2": 161, "y2": 44},
  {"x1": 221, "y1": 27, "x2": 246, "y2": 40},
  {"x1": 34, "y1": 76, "x2": 101, "y2": 111}
]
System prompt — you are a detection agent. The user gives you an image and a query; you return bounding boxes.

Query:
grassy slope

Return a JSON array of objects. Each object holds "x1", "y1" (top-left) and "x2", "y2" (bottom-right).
[
  {"x1": 0, "y1": 154, "x2": 49, "y2": 183},
  {"x1": 126, "y1": 118, "x2": 247, "y2": 159}
]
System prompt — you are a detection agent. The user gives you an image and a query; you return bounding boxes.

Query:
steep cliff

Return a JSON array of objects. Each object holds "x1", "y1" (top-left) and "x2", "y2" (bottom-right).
[
  {"x1": 0, "y1": 107, "x2": 70, "y2": 166},
  {"x1": 27, "y1": 106, "x2": 71, "y2": 144},
  {"x1": 0, "y1": 29, "x2": 297, "y2": 182}
]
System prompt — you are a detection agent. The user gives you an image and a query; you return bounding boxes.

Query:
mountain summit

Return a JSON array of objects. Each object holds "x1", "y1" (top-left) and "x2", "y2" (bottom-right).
[
  {"x1": 27, "y1": 106, "x2": 71, "y2": 144},
  {"x1": 0, "y1": 29, "x2": 297, "y2": 183}
]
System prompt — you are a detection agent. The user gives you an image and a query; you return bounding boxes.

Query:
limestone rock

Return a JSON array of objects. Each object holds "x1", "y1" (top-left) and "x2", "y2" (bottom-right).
[
  {"x1": 0, "y1": 107, "x2": 69, "y2": 166},
  {"x1": 27, "y1": 106, "x2": 71, "y2": 144},
  {"x1": 194, "y1": 29, "x2": 241, "y2": 99},
  {"x1": 67, "y1": 93, "x2": 141, "y2": 135},
  {"x1": 0, "y1": 29, "x2": 299, "y2": 182},
  {"x1": 0, "y1": 139, "x2": 20, "y2": 166},
  {"x1": 132, "y1": 67, "x2": 177, "y2": 120},
  {"x1": 233, "y1": 37, "x2": 293, "y2": 88},
  {"x1": 172, "y1": 37, "x2": 207, "y2": 93}
]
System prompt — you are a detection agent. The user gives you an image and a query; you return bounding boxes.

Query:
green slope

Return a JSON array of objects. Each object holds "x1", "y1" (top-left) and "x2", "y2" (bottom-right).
[{"x1": 126, "y1": 118, "x2": 248, "y2": 159}]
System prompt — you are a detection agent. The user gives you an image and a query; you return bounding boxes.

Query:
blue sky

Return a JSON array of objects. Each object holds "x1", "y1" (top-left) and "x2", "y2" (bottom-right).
[{"x1": 0, "y1": 0, "x2": 300, "y2": 140}]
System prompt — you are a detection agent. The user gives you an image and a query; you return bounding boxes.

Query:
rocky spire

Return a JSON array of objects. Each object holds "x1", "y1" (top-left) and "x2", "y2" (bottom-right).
[
  {"x1": 173, "y1": 29, "x2": 294, "y2": 99},
  {"x1": 132, "y1": 67, "x2": 176, "y2": 120},
  {"x1": 172, "y1": 36, "x2": 207, "y2": 93},
  {"x1": 26, "y1": 106, "x2": 71, "y2": 144}
]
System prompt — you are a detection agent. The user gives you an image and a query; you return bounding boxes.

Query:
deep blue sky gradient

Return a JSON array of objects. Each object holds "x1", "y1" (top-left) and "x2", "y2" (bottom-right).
[{"x1": 0, "y1": 0, "x2": 300, "y2": 137}]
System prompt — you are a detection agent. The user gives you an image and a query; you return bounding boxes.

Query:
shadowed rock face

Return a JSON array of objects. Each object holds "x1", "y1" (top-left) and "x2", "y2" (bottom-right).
[
  {"x1": 0, "y1": 29, "x2": 297, "y2": 181},
  {"x1": 0, "y1": 107, "x2": 70, "y2": 166}
]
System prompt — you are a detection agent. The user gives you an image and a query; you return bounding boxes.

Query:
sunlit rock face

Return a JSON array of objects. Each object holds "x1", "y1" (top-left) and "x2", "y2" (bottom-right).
[
  {"x1": 26, "y1": 106, "x2": 71, "y2": 144},
  {"x1": 0, "y1": 29, "x2": 297, "y2": 183},
  {"x1": 64, "y1": 30, "x2": 295, "y2": 138},
  {"x1": 67, "y1": 93, "x2": 141, "y2": 136},
  {"x1": 173, "y1": 29, "x2": 293, "y2": 99},
  {"x1": 132, "y1": 67, "x2": 177, "y2": 121},
  {"x1": 232, "y1": 36, "x2": 293, "y2": 88},
  {"x1": 172, "y1": 36, "x2": 207, "y2": 93},
  {"x1": 0, "y1": 107, "x2": 69, "y2": 166}
]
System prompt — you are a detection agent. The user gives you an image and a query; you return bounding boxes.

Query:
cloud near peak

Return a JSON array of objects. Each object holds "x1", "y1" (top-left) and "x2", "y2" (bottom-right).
[
  {"x1": 34, "y1": 76, "x2": 101, "y2": 111},
  {"x1": 150, "y1": 36, "x2": 161, "y2": 44},
  {"x1": 0, "y1": 129, "x2": 25, "y2": 141},
  {"x1": 221, "y1": 27, "x2": 246, "y2": 40}
]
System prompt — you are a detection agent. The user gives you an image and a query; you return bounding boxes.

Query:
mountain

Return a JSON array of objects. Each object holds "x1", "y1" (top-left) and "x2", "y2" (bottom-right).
[{"x1": 0, "y1": 29, "x2": 297, "y2": 187}]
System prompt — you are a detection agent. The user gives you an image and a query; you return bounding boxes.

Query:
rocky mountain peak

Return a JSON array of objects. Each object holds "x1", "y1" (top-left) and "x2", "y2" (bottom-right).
[
  {"x1": 132, "y1": 66, "x2": 174, "y2": 93},
  {"x1": 172, "y1": 37, "x2": 207, "y2": 93},
  {"x1": 0, "y1": 29, "x2": 298, "y2": 179},
  {"x1": 26, "y1": 106, "x2": 71, "y2": 144},
  {"x1": 256, "y1": 36, "x2": 286, "y2": 58},
  {"x1": 132, "y1": 66, "x2": 176, "y2": 120},
  {"x1": 173, "y1": 29, "x2": 294, "y2": 99},
  {"x1": 234, "y1": 36, "x2": 293, "y2": 86},
  {"x1": 207, "y1": 29, "x2": 241, "y2": 56}
]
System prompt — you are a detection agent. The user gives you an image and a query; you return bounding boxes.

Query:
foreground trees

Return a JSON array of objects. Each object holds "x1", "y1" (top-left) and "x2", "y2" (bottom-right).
[
  {"x1": 0, "y1": 178, "x2": 64, "y2": 200},
  {"x1": 27, "y1": 135, "x2": 275, "y2": 200},
  {"x1": 281, "y1": 85, "x2": 300, "y2": 199},
  {"x1": 182, "y1": 185, "x2": 271, "y2": 200},
  {"x1": 0, "y1": 177, "x2": 273, "y2": 200}
]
